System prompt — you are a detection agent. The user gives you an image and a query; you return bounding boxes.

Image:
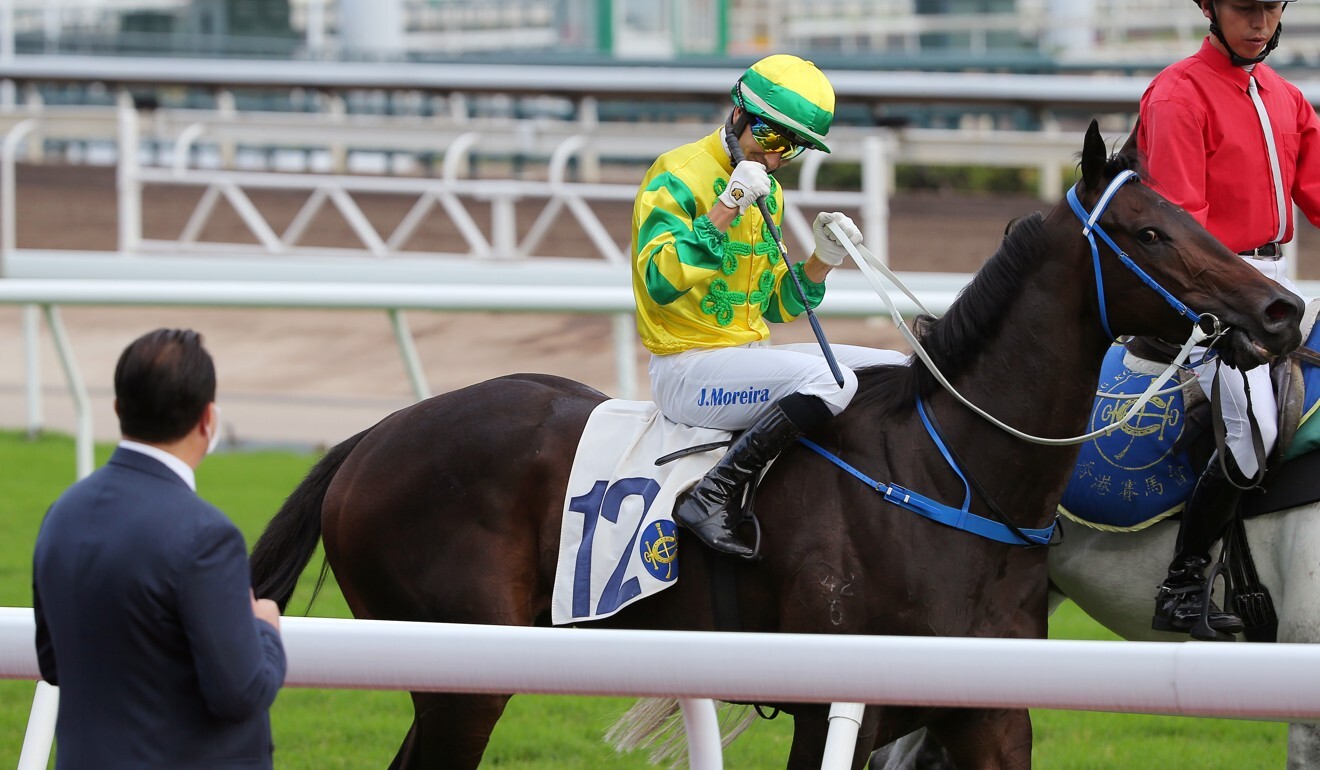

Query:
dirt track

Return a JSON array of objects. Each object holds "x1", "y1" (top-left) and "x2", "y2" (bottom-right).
[{"x1": 3, "y1": 162, "x2": 1315, "y2": 451}]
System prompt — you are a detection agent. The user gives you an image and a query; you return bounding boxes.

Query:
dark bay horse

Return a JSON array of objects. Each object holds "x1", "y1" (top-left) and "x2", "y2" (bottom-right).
[{"x1": 250, "y1": 121, "x2": 1302, "y2": 770}]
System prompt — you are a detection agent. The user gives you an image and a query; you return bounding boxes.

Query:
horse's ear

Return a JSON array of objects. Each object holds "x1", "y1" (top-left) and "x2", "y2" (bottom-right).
[
  {"x1": 1119, "y1": 117, "x2": 1140, "y2": 158},
  {"x1": 1081, "y1": 119, "x2": 1105, "y2": 190}
]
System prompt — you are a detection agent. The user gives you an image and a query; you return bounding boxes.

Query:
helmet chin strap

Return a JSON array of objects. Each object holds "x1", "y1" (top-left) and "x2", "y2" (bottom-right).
[
  {"x1": 1207, "y1": 2, "x2": 1284, "y2": 65},
  {"x1": 725, "y1": 109, "x2": 749, "y2": 149}
]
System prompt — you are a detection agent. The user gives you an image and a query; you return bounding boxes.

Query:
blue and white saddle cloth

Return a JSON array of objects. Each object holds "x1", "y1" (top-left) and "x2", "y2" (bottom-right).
[
  {"x1": 1058, "y1": 345, "x2": 1201, "y2": 531},
  {"x1": 1060, "y1": 320, "x2": 1320, "y2": 530},
  {"x1": 551, "y1": 400, "x2": 728, "y2": 626}
]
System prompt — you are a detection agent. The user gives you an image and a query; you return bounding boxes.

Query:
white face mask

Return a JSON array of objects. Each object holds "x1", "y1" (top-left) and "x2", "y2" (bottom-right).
[{"x1": 206, "y1": 404, "x2": 223, "y2": 456}]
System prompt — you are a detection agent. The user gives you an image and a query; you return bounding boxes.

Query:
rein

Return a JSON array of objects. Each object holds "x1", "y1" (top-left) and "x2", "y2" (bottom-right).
[
  {"x1": 827, "y1": 171, "x2": 1220, "y2": 447},
  {"x1": 804, "y1": 170, "x2": 1234, "y2": 546},
  {"x1": 799, "y1": 433, "x2": 1056, "y2": 546}
]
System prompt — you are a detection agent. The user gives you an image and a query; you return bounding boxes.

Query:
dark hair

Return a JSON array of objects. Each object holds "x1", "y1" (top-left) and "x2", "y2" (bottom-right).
[{"x1": 114, "y1": 328, "x2": 216, "y2": 443}]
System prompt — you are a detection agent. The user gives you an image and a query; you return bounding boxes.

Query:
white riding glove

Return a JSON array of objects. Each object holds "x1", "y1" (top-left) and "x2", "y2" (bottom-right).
[
  {"x1": 718, "y1": 161, "x2": 771, "y2": 214},
  {"x1": 812, "y1": 211, "x2": 863, "y2": 267}
]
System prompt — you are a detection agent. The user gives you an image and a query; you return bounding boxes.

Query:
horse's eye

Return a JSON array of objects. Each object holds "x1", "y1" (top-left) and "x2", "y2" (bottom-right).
[{"x1": 1138, "y1": 228, "x2": 1161, "y2": 244}]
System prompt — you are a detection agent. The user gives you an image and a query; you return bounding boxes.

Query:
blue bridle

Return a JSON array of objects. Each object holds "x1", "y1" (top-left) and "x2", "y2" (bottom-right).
[
  {"x1": 1065, "y1": 169, "x2": 1203, "y2": 341},
  {"x1": 797, "y1": 170, "x2": 1222, "y2": 547}
]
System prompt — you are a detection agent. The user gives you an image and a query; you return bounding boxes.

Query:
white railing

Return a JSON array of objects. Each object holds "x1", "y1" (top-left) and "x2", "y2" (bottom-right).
[
  {"x1": 0, "y1": 274, "x2": 967, "y2": 478},
  {"x1": 0, "y1": 100, "x2": 1087, "y2": 262},
  {"x1": 5, "y1": 607, "x2": 1320, "y2": 769}
]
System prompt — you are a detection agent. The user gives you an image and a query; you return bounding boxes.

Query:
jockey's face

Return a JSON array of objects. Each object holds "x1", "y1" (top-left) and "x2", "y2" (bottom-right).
[{"x1": 1205, "y1": 1, "x2": 1285, "y2": 59}]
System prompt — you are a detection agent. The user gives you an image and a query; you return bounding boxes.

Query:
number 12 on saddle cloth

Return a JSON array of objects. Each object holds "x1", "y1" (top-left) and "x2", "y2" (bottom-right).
[{"x1": 551, "y1": 399, "x2": 730, "y2": 625}]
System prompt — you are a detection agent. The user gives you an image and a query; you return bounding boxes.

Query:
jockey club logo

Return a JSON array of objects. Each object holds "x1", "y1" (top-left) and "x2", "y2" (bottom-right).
[
  {"x1": 1091, "y1": 369, "x2": 1183, "y2": 471},
  {"x1": 639, "y1": 520, "x2": 679, "y2": 582}
]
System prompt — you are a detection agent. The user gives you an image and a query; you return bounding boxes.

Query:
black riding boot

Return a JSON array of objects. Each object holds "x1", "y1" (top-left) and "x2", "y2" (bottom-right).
[
  {"x1": 673, "y1": 393, "x2": 832, "y2": 559},
  {"x1": 1151, "y1": 454, "x2": 1246, "y2": 641}
]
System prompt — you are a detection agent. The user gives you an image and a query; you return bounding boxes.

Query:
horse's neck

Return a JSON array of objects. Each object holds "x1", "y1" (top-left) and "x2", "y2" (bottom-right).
[
  {"x1": 956, "y1": 226, "x2": 1111, "y2": 438},
  {"x1": 925, "y1": 226, "x2": 1111, "y2": 525}
]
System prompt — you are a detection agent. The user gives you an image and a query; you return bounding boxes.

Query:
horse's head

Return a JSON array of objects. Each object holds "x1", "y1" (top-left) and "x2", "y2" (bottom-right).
[{"x1": 1069, "y1": 119, "x2": 1302, "y2": 369}]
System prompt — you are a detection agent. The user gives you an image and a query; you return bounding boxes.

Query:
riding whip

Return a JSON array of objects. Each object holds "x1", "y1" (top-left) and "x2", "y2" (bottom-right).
[{"x1": 724, "y1": 113, "x2": 845, "y2": 388}]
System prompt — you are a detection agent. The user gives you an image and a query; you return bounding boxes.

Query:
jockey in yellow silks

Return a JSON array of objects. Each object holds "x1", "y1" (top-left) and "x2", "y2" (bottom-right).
[{"x1": 631, "y1": 54, "x2": 905, "y2": 558}]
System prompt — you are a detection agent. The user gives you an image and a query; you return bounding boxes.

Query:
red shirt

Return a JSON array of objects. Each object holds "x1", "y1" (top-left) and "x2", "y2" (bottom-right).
[{"x1": 1138, "y1": 37, "x2": 1320, "y2": 253}]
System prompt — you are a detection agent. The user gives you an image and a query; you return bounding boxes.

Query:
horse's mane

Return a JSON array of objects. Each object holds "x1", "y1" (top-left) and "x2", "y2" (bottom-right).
[
  {"x1": 848, "y1": 211, "x2": 1049, "y2": 416},
  {"x1": 849, "y1": 151, "x2": 1141, "y2": 418}
]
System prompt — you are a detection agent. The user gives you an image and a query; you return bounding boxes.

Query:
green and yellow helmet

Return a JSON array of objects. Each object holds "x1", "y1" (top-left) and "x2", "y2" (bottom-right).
[{"x1": 731, "y1": 54, "x2": 836, "y2": 154}]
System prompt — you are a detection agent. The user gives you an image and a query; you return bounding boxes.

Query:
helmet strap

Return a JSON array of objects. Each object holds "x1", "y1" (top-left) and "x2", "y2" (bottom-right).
[{"x1": 1207, "y1": 2, "x2": 1285, "y2": 66}]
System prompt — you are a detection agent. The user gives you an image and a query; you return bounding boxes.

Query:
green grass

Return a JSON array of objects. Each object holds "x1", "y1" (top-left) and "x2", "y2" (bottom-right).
[{"x1": 0, "y1": 430, "x2": 1287, "y2": 768}]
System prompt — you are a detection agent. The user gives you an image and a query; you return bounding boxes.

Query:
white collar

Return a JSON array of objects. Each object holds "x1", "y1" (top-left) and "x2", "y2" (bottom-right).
[{"x1": 118, "y1": 440, "x2": 196, "y2": 491}]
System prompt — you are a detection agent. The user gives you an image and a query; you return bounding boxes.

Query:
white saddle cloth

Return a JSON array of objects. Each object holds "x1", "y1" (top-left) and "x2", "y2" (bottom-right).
[{"x1": 551, "y1": 399, "x2": 728, "y2": 626}]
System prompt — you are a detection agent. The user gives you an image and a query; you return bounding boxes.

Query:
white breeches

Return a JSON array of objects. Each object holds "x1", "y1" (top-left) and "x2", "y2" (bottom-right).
[
  {"x1": 649, "y1": 342, "x2": 908, "y2": 430},
  {"x1": 1196, "y1": 256, "x2": 1306, "y2": 478}
]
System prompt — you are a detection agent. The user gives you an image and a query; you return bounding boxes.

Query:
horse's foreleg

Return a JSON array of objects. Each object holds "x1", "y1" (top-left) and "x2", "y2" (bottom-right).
[
  {"x1": 926, "y1": 708, "x2": 1032, "y2": 770},
  {"x1": 387, "y1": 692, "x2": 511, "y2": 770},
  {"x1": 784, "y1": 705, "x2": 832, "y2": 770}
]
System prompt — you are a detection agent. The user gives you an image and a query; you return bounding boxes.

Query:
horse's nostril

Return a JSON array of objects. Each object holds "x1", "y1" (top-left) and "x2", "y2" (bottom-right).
[{"x1": 1266, "y1": 299, "x2": 1297, "y2": 323}]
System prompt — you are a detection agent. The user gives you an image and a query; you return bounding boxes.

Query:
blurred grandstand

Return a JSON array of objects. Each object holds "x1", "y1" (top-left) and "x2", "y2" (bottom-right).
[{"x1": 6, "y1": 0, "x2": 1320, "y2": 70}]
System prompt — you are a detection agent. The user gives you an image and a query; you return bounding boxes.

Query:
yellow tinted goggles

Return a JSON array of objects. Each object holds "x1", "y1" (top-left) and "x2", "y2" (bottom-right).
[{"x1": 750, "y1": 117, "x2": 808, "y2": 161}]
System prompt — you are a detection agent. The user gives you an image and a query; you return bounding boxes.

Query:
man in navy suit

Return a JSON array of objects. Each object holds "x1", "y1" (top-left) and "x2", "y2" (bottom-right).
[{"x1": 33, "y1": 328, "x2": 287, "y2": 769}]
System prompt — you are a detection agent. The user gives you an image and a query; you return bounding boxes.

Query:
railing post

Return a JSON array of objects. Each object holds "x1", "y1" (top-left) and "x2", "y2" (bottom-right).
[
  {"x1": 23, "y1": 304, "x2": 41, "y2": 437},
  {"x1": 862, "y1": 133, "x2": 890, "y2": 266},
  {"x1": 326, "y1": 90, "x2": 347, "y2": 173},
  {"x1": 16, "y1": 681, "x2": 58, "y2": 770},
  {"x1": 216, "y1": 88, "x2": 237, "y2": 168},
  {"x1": 612, "y1": 312, "x2": 637, "y2": 399},
  {"x1": 677, "y1": 698, "x2": 723, "y2": 770},
  {"x1": 2, "y1": 117, "x2": 38, "y2": 275},
  {"x1": 388, "y1": 308, "x2": 432, "y2": 402},
  {"x1": 820, "y1": 702, "x2": 866, "y2": 770},
  {"x1": 23, "y1": 85, "x2": 44, "y2": 163},
  {"x1": 44, "y1": 304, "x2": 93, "y2": 479},
  {"x1": 117, "y1": 90, "x2": 141, "y2": 255},
  {"x1": 578, "y1": 96, "x2": 600, "y2": 182}
]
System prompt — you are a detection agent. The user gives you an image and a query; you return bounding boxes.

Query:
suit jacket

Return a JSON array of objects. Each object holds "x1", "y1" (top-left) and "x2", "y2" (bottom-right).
[{"x1": 33, "y1": 447, "x2": 287, "y2": 770}]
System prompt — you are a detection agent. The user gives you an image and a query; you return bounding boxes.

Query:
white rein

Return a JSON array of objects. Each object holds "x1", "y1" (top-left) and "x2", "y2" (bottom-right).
[{"x1": 826, "y1": 220, "x2": 1210, "y2": 447}]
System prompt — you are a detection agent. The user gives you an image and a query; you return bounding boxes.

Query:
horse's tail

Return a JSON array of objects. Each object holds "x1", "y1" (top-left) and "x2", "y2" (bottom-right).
[
  {"x1": 250, "y1": 428, "x2": 370, "y2": 611},
  {"x1": 604, "y1": 698, "x2": 756, "y2": 767}
]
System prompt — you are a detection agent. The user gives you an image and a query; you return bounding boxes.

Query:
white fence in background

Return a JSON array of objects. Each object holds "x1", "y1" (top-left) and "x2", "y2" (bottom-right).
[
  {"x1": 0, "y1": 93, "x2": 1066, "y2": 458},
  {"x1": 5, "y1": 607, "x2": 1320, "y2": 770},
  {"x1": 0, "y1": 274, "x2": 967, "y2": 479},
  {"x1": 0, "y1": 94, "x2": 1099, "y2": 263}
]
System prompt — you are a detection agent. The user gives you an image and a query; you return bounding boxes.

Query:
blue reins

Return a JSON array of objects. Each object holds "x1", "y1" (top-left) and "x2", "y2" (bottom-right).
[{"x1": 800, "y1": 393, "x2": 1057, "y2": 547}]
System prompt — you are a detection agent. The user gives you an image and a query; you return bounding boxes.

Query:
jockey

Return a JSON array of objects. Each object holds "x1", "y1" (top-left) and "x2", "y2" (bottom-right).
[
  {"x1": 1139, "y1": 0, "x2": 1320, "y2": 639},
  {"x1": 630, "y1": 54, "x2": 906, "y2": 559}
]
